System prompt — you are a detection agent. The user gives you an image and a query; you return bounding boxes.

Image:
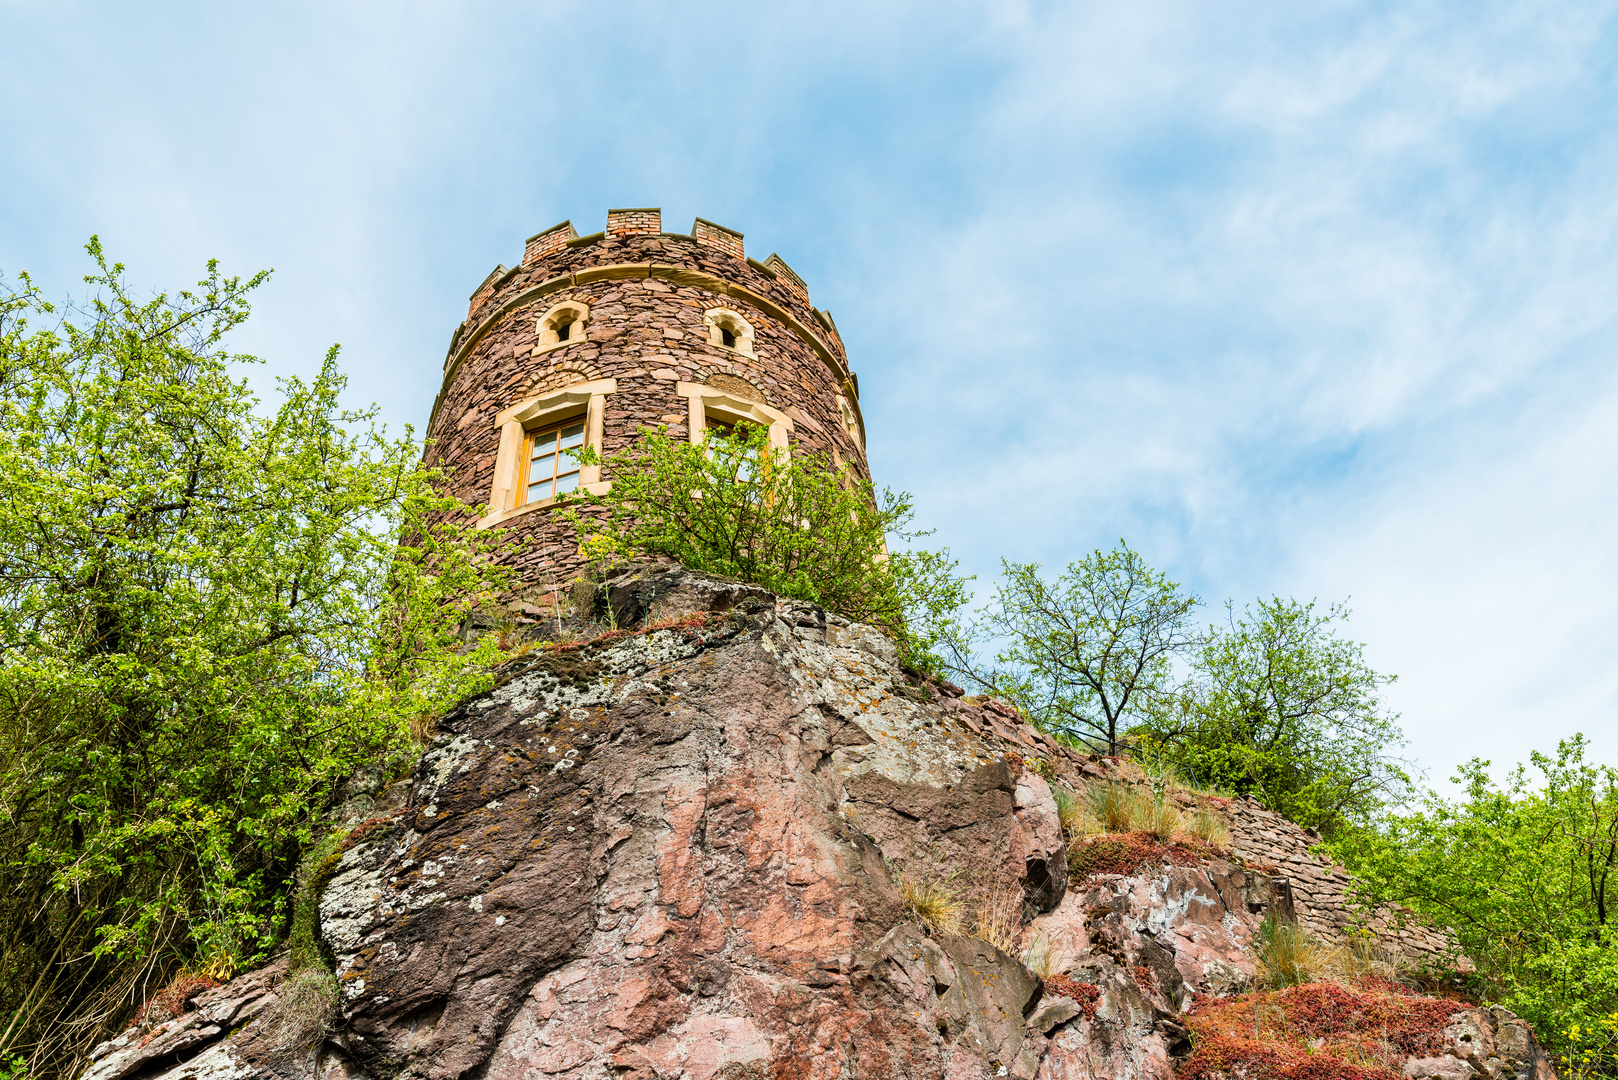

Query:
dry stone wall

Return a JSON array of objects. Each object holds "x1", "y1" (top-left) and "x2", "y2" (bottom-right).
[{"x1": 1225, "y1": 797, "x2": 1457, "y2": 967}]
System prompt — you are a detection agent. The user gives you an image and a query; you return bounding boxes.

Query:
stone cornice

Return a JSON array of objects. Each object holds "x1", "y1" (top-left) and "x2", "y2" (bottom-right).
[{"x1": 427, "y1": 264, "x2": 863, "y2": 447}]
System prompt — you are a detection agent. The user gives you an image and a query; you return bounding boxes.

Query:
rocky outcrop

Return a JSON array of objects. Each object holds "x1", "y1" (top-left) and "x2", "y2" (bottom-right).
[{"x1": 80, "y1": 568, "x2": 1553, "y2": 1080}]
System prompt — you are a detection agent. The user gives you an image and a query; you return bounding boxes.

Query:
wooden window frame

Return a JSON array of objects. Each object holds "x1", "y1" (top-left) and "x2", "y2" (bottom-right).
[
  {"x1": 519, "y1": 415, "x2": 586, "y2": 506},
  {"x1": 479, "y1": 378, "x2": 617, "y2": 529}
]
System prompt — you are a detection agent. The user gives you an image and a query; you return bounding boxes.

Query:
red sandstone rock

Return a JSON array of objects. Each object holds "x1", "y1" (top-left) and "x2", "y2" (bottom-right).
[{"x1": 79, "y1": 569, "x2": 1558, "y2": 1080}]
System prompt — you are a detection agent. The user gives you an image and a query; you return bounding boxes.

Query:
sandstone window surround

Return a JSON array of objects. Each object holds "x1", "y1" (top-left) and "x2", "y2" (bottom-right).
[
  {"x1": 534, "y1": 301, "x2": 591, "y2": 355},
  {"x1": 836, "y1": 394, "x2": 863, "y2": 448},
  {"x1": 702, "y1": 307, "x2": 757, "y2": 359},
  {"x1": 676, "y1": 382, "x2": 791, "y2": 452},
  {"x1": 479, "y1": 378, "x2": 617, "y2": 528}
]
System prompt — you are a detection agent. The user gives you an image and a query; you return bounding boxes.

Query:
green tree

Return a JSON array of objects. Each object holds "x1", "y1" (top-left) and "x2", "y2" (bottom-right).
[
  {"x1": 1331, "y1": 737, "x2": 1618, "y2": 1076},
  {"x1": 1136, "y1": 597, "x2": 1409, "y2": 831},
  {"x1": 0, "y1": 243, "x2": 512, "y2": 1075},
  {"x1": 564, "y1": 423, "x2": 965, "y2": 668},
  {"x1": 971, "y1": 543, "x2": 1200, "y2": 754}
]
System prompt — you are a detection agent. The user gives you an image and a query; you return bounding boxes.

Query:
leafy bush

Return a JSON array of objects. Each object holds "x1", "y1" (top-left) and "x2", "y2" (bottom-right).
[
  {"x1": 563, "y1": 424, "x2": 966, "y2": 670},
  {"x1": 944, "y1": 542, "x2": 1199, "y2": 753},
  {"x1": 1332, "y1": 736, "x2": 1618, "y2": 1074},
  {"x1": 0, "y1": 245, "x2": 514, "y2": 1074},
  {"x1": 1135, "y1": 597, "x2": 1410, "y2": 834}
]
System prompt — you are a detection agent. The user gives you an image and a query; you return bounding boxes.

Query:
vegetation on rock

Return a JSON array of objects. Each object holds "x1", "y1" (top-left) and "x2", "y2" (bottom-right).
[
  {"x1": 1180, "y1": 979, "x2": 1464, "y2": 1080},
  {"x1": 0, "y1": 246, "x2": 515, "y2": 1074},
  {"x1": 1332, "y1": 735, "x2": 1618, "y2": 1076},
  {"x1": 562, "y1": 422, "x2": 967, "y2": 670}
]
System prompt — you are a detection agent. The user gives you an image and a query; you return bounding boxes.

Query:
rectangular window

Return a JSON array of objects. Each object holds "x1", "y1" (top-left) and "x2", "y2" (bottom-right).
[{"x1": 522, "y1": 418, "x2": 585, "y2": 504}]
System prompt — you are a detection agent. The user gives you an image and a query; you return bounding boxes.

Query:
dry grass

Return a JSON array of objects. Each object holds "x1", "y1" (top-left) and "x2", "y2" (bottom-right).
[
  {"x1": 891, "y1": 862, "x2": 964, "y2": 935},
  {"x1": 972, "y1": 879, "x2": 1023, "y2": 954},
  {"x1": 1021, "y1": 929, "x2": 1071, "y2": 979},
  {"x1": 1088, "y1": 783, "x2": 1181, "y2": 839},
  {"x1": 1185, "y1": 808, "x2": 1232, "y2": 846},
  {"x1": 265, "y1": 966, "x2": 340, "y2": 1058},
  {"x1": 1051, "y1": 785, "x2": 1099, "y2": 841},
  {"x1": 1255, "y1": 918, "x2": 1350, "y2": 988}
]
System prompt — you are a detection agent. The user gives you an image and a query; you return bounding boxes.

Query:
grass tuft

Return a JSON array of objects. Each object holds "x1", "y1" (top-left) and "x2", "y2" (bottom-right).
[
  {"x1": 1185, "y1": 808, "x2": 1231, "y2": 846},
  {"x1": 1087, "y1": 782, "x2": 1181, "y2": 839},
  {"x1": 268, "y1": 966, "x2": 340, "y2": 1059},
  {"x1": 891, "y1": 861, "x2": 964, "y2": 935},
  {"x1": 1021, "y1": 929, "x2": 1070, "y2": 979},
  {"x1": 1255, "y1": 917, "x2": 1348, "y2": 989},
  {"x1": 972, "y1": 879, "x2": 1023, "y2": 954}
]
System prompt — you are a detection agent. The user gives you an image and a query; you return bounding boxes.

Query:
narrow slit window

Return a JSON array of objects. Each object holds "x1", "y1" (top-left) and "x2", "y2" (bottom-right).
[
  {"x1": 720, "y1": 327, "x2": 736, "y2": 347},
  {"x1": 556, "y1": 320, "x2": 572, "y2": 342},
  {"x1": 522, "y1": 418, "x2": 586, "y2": 504}
]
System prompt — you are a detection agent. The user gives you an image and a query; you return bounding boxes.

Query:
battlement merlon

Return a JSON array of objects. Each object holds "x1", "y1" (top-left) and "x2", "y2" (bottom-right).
[
  {"x1": 519, "y1": 209, "x2": 832, "y2": 286},
  {"x1": 445, "y1": 208, "x2": 852, "y2": 402}
]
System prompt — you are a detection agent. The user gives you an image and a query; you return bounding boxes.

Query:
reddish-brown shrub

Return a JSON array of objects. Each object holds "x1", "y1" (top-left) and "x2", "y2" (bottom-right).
[
  {"x1": 1043, "y1": 975, "x2": 1102, "y2": 1021},
  {"x1": 1179, "y1": 979, "x2": 1463, "y2": 1080},
  {"x1": 132, "y1": 973, "x2": 221, "y2": 1029},
  {"x1": 1069, "y1": 831, "x2": 1222, "y2": 880}
]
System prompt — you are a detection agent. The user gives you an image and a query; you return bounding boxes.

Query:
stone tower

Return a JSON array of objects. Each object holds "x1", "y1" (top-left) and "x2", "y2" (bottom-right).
[{"x1": 423, "y1": 208, "x2": 868, "y2": 597}]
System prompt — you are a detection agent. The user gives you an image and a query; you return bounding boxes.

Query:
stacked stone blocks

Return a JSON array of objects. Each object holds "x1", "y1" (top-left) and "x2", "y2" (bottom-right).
[{"x1": 425, "y1": 208, "x2": 866, "y2": 601}]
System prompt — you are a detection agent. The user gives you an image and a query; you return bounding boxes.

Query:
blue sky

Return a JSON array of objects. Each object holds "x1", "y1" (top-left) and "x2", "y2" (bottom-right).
[{"x1": 5, "y1": 1, "x2": 1618, "y2": 787}]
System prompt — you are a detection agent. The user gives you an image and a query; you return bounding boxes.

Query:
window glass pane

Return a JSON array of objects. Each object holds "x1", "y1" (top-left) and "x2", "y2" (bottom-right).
[
  {"x1": 529, "y1": 453, "x2": 556, "y2": 482},
  {"x1": 559, "y1": 423, "x2": 585, "y2": 449},
  {"x1": 526, "y1": 477, "x2": 552, "y2": 503},
  {"x1": 554, "y1": 472, "x2": 579, "y2": 495},
  {"x1": 530, "y1": 432, "x2": 557, "y2": 459}
]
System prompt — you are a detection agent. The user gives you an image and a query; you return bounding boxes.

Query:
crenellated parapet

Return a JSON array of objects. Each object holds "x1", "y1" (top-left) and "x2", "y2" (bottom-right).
[{"x1": 423, "y1": 208, "x2": 869, "y2": 598}]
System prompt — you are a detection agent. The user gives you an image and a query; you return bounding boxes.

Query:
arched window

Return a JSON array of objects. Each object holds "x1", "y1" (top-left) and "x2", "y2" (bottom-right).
[
  {"x1": 703, "y1": 307, "x2": 757, "y2": 359},
  {"x1": 535, "y1": 301, "x2": 591, "y2": 355}
]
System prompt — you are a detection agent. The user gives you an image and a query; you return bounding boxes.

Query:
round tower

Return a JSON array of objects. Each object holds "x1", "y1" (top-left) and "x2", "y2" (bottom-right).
[{"x1": 423, "y1": 207, "x2": 869, "y2": 597}]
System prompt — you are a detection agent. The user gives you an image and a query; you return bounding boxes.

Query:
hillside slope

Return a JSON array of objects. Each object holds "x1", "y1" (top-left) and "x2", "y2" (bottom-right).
[{"x1": 80, "y1": 567, "x2": 1556, "y2": 1080}]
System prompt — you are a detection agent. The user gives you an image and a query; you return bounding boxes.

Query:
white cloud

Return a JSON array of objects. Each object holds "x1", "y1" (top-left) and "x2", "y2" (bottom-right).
[{"x1": 4, "y1": 0, "x2": 1618, "y2": 783}]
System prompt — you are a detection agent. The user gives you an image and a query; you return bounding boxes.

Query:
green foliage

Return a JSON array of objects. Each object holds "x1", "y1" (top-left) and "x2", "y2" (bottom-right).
[
  {"x1": 1135, "y1": 597, "x2": 1409, "y2": 833},
  {"x1": 0, "y1": 243, "x2": 513, "y2": 1074},
  {"x1": 1563, "y1": 1012, "x2": 1618, "y2": 1080},
  {"x1": 563, "y1": 424, "x2": 966, "y2": 669},
  {"x1": 964, "y1": 542, "x2": 1200, "y2": 753},
  {"x1": 1331, "y1": 736, "x2": 1618, "y2": 1073}
]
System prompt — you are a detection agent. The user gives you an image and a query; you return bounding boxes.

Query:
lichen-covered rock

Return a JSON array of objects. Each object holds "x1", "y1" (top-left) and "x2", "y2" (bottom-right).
[{"x1": 78, "y1": 569, "x2": 1558, "y2": 1080}]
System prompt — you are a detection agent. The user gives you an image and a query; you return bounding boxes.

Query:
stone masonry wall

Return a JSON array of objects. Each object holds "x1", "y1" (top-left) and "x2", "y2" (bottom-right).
[
  {"x1": 424, "y1": 210, "x2": 866, "y2": 596},
  {"x1": 1225, "y1": 795, "x2": 1457, "y2": 967}
]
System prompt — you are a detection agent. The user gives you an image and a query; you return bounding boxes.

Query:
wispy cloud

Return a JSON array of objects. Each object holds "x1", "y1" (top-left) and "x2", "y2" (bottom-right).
[{"x1": 4, "y1": 0, "x2": 1616, "y2": 782}]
